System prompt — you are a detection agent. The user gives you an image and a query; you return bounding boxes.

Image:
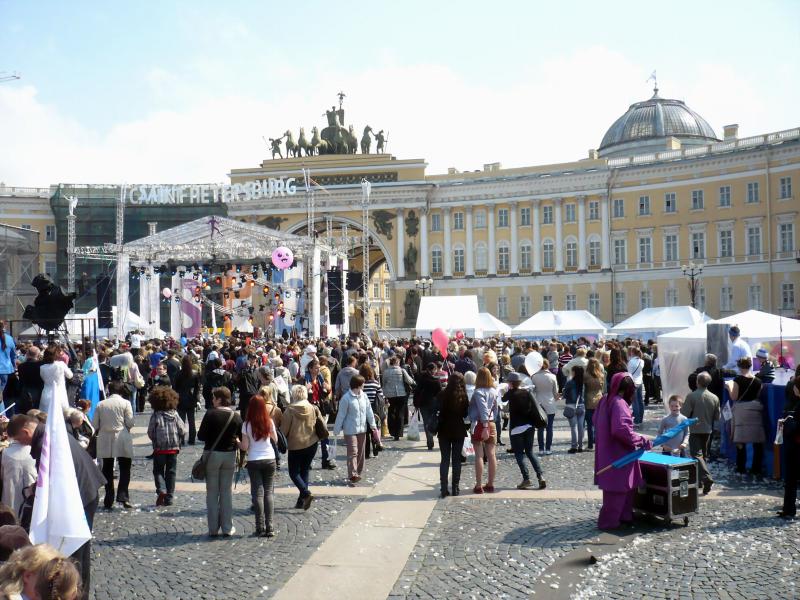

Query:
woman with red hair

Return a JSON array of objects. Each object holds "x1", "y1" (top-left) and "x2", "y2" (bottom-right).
[{"x1": 239, "y1": 394, "x2": 278, "y2": 537}]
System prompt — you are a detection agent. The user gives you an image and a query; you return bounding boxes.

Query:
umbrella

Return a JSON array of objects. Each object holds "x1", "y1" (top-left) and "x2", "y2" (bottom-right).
[{"x1": 595, "y1": 418, "x2": 697, "y2": 476}]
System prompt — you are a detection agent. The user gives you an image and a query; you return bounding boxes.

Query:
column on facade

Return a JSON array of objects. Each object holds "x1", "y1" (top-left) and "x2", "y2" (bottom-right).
[
  {"x1": 601, "y1": 194, "x2": 611, "y2": 269},
  {"x1": 396, "y1": 209, "x2": 405, "y2": 279},
  {"x1": 487, "y1": 207, "x2": 497, "y2": 276},
  {"x1": 419, "y1": 208, "x2": 429, "y2": 277},
  {"x1": 443, "y1": 207, "x2": 453, "y2": 277},
  {"x1": 509, "y1": 201, "x2": 519, "y2": 275},
  {"x1": 311, "y1": 246, "x2": 322, "y2": 337},
  {"x1": 532, "y1": 200, "x2": 541, "y2": 273},
  {"x1": 465, "y1": 207, "x2": 475, "y2": 277},
  {"x1": 116, "y1": 253, "x2": 130, "y2": 338},
  {"x1": 554, "y1": 198, "x2": 564, "y2": 272},
  {"x1": 577, "y1": 196, "x2": 587, "y2": 271}
]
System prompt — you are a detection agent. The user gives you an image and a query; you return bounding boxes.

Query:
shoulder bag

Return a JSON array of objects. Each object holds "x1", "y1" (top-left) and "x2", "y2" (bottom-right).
[
  {"x1": 527, "y1": 389, "x2": 548, "y2": 428},
  {"x1": 314, "y1": 407, "x2": 330, "y2": 441},
  {"x1": 191, "y1": 410, "x2": 235, "y2": 481}
]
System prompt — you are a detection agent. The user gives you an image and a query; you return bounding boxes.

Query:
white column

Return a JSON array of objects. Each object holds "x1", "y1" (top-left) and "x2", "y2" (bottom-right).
[
  {"x1": 341, "y1": 256, "x2": 350, "y2": 335},
  {"x1": 150, "y1": 271, "x2": 161, "y2": 337},
  {"x1": 443, "y1": 207, "x2": 453, "y2": 278},
  {"x1": 465, "y1": 207, "x2": 474, "y2": 277},
  {"x1": 170, "y1": 273, "x2": 181, "y2": 339},
  {"x1": 311, "y1": 246, "x2": 321, "y2": 338},
  {"x1": 116, "y1": 253, "x2": 130, "y2": 339},
  {"x1": 554, "y1": 198, "x2": 564, "y2": 272},
  {"x1": 397, "y1": 210, "x2": 405, "y2": 279},
  {"x1": 488, "y1": 207, "x2": 497, "y2": 276},
  {"x1": 532, "y1": 200, "x2": 541, "y2": 273},
  {"x1": 420, "y1": 209, "x2": 429, "y2": 277},
  {"x1": 509, "y1": 202, "x2": 519, "y2": 275},
  {"x1": 138, "y1": 268, "x2": 149, "y2": 336},
  {"x1": 601, "y1": 195, "x2": 611, "y2": 270},
  {"x1": 577, "y1": 196, "x2": 587, "y2": 271}
]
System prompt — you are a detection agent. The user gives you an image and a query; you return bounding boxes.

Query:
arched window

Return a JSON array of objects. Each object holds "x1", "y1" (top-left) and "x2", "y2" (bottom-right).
[
  {"x1": 542, "y1": 239, "x2": 555, "y2": 269},
  {"x1": 475, "y1": 242, "x2": 488, "y2": 271},
  {"x1": 431, "y1": 245, "x2": 443, "y2": 275}
]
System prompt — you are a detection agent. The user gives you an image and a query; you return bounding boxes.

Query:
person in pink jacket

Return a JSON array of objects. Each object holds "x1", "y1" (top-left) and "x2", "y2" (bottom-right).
[{"x1": 593, "y1": 372, "x2": 652, "y2": 529}]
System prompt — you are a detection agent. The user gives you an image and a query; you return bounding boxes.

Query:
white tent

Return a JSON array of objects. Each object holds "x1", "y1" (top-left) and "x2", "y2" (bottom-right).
[
  {"x1": 657, "y1": 310, "x2": 800, "y2": 402},
  {"x1": 479, "y1": 312, "x2": 512, "y2": 337},
  {"x1": 415, "y1": 295, "x2": 482, "y2": 338},
  {"x1": 611, "y1": 306, "x2": 711, "y2": 337},
  {"x1": 19, "y1": 307, "x2": 168, "y2": 341},
  {"x1": 512, "y1": 310, "x2": 607, "y2": 339}
]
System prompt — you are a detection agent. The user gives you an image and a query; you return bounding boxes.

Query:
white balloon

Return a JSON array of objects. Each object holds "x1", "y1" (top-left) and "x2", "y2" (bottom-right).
[
  {"x1": 162, "y1": 287, "x2": 172, "y2": 299},
  {"x1": 524, "y1": 351, "x2": 544, "y2": 375}
]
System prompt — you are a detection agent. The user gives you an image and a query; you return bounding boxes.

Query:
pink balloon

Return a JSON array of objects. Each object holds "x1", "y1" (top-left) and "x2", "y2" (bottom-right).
[
  {"x1": 271, "y1": 246, "x2": 294, "y2": 270},
  {"x1": 455, "y1": 330, "x2": 465, "y2": 340},
  {"x1": 431, "y1": 328, "x2": 449, "y2": 356}
]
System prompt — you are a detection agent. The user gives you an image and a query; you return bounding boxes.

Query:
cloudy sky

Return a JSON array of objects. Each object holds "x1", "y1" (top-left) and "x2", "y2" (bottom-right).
[{"x1": 1, "y1": 0, "x2": 798, "y2": 186}]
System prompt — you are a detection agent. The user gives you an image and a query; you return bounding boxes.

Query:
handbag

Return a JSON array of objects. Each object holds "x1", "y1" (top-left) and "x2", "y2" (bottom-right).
[
  {"x1": 527, "y1": 389, "x2": 548, "y2": 428},
  {"x1": 191, "y1": 410, "x2": 235, "y2": 481},
  {"x1": 314, "y1": 410, "x2": 330, "y2": 441}
]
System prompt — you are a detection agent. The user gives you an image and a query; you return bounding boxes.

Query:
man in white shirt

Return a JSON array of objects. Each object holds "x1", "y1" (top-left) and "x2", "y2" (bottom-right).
[
  {"x1": 129, "y1": 330, "x2": 142, "y2": 350},
  {"x1": 723, "y1": 326, "x2": 752, "y2": 370},
  {"x1": 1, "y1": 415, "x2": 38, "y2": 516},
  {"x1": 627, "y1": 347, "x2": 645, "y2": 425}
]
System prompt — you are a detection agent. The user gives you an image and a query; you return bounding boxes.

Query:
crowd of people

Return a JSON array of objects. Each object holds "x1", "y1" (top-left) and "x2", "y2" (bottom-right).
[{"x1": 0, "y1": 319, "x2": 798, "y2": 598}]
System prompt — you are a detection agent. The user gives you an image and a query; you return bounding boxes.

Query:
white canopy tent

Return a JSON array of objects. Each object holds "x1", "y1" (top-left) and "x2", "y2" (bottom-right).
[
  {"x1": 479, "y1": 312, "x2": 512, "y2": 337},
  {"x1": 512, "y1": 310, "x2": 607, "y2": 339},
  {"x1": 415, "y1": 295, "x2": 482, "y2": 338},
  {"x1": 611, "y1": 306, "x2": 711, "y2": 338},
  {"x1": 657, "y1": 310, "x2": 800, "y2": 402},
  {"x1": 19, "y1": 307, "x2": 167, "y2": 341}
]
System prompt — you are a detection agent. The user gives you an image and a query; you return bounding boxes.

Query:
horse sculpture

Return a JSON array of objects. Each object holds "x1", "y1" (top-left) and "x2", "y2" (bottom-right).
[
  {"x1": 284, "y1": 130, "x2": 298, "y2": 158},
  {"x1": 331, "y1": 127, "x2": 348, "y2": 154},
  {"x1": 310, "y1": 126, "x2": 329, "y2": 155},
  {"x1": 347, "y1": 125, "x2": 358, "y2": 154},
  {"x1": 297, "y1": 127, "x2": 311, "y2": 157},
  {"x1": 361, "y1": 126, "x2": 373, "y2": 154}
]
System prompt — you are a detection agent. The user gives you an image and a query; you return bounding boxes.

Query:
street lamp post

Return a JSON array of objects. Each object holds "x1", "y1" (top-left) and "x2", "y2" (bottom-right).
[
  {"x1": 681, "y1": 262, "x2": 703, "y2": 309},
  {"x1": 415, "y1": 277, "x2": 434, "y2": 296}
]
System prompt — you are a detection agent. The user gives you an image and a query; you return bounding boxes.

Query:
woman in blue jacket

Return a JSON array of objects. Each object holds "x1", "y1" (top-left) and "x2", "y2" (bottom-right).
[
  {"x1": 0, "y1": 321, "x2": 17, "y2": 416},
  {"x1": 333, "y1": 374, "x2": 375, "y2": 485}
]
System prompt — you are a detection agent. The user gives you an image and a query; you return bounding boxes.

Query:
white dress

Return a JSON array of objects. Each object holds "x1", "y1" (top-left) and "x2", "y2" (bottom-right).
[{"x1": 40, "y1": 361, "x2": 73, "y2": 413}]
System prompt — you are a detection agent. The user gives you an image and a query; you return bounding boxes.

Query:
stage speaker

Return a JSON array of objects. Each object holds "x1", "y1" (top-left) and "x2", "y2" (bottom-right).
[
  {"x1": 346, "y1": 270, "x2": 364, "y2": 292},
  {"x1": 327, "y1": 269, "x2": 344, "y2": 325},
  {"x1": 96, "y1": 275, "x2": 113, "y2": 328}
]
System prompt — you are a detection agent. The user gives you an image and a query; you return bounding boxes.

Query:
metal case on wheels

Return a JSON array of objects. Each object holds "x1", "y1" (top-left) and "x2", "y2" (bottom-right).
[{"x1": 633, "y1": 451, "x2": 698, "y2": 526}]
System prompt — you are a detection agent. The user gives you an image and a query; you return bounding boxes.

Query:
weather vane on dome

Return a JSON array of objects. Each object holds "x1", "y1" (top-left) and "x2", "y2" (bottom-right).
[{"x1": 646, "y1": 70, "x2": 659, "y2": 97}]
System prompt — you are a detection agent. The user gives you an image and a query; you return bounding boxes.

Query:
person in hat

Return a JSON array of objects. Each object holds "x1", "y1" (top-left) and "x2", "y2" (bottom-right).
[
  {"x1": 754, "y1": 348, "x2": 775, "y2": 383},
  {"x1": 723, "y1": 326, "x2": 752, "y2": 370}
]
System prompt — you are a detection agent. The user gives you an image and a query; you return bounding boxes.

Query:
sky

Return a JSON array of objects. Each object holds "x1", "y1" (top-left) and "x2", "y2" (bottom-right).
[{"x1": 1, "y1": 0, "x2": 799, "y2": 187}]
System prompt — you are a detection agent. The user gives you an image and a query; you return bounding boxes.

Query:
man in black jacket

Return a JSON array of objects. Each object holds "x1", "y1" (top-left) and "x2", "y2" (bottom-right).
[
  {"x1": 16, "y1": 346, "x2": 44, "y2": 413},
  {"x1": 415, "y1": 362, "x2": 443, "y2": 451}
]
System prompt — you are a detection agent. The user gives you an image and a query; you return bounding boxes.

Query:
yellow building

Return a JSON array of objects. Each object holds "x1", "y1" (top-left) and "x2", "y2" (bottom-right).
[{"x1": 0, "y1": 184, "x2": 57, "y2": 277}]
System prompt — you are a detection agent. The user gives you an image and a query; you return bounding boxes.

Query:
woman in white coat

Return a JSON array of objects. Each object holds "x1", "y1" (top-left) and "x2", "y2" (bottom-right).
[
  {"x1": 93, "y1": 380, "x2": 135, "y2": 509},
  {"x1": 39, "y1": 343, "x2": 73, "y2": 413},
  {"x1": 531, "y1": 359, "x2": 559, "y2": 455}
]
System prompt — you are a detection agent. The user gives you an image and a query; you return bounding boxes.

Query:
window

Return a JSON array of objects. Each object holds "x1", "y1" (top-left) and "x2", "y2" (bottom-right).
[
  {"x1": 453, "y1": 212, "x2": 464, "y2": 230},
  {"x1": 589, "y1": 240, "x2": 601, "y2": 267},
  {"x1": 454, "y1": 247, "x2": 465, "y2": 273},
  {"x1": 664, "y1": 192, "x2": 676, "y2": 213},
  {"x1": 497, "y1": 245, "x2": 510, "y2": 271},
  {"x1": 691, "y1": 190, "x2": 704, "y2": 210},
  {"x1": 498, "y1": 296, "x2": 508, "y2": 319},
  {"x1": 780, "y1": 177, "x2": 792, "y2": 199},
  {"x1": 520, "y1": 243, "x2": 531, "y2": 270},
  {"x1": 45, "y1": 260, "x2": 56, "y2": 277},
  {"x1": 664, "y1": 234, "x2": 678, "y2": 262},
  {"x1": 720, "y1": 286, "x2": 734, "y2": 312},
  {"x1": 565, "y1": 204, "x2": 576, "y2": 223},
  {"x1": 640, "y1": 290, "x2": 652, "y2": 310},
  {"x1": 520, "y1": 207, "x2": 531, "y2": 227},
  {"x1": 614, "y1": 291, "x2": 626, "y2": 316},
  {"x1": 384, "y1": 312, "x2": 391, "y2": 328},
  {"x1": 747, "y1": 225, "x2": 761, "y2": 256},
  {"x1": 691, "y1": 232, "x2": 705, "y2": 259},
  {"x1": 542, "y1": 206, "x2": 554, "y2": 225},
  {"x1": 475, "y1": 243, "x2": 488, "y2": 270},
  {"x1": 477, "y1": 295, "x2": 486, "y2": 312},
  {"x1": 543, "y1": 241, "x2": 554, "y2": 269},
  {"x1": 696, "y1": 287, "x2": 706, "y2": 312},
  {"x1": 782, "y1": 283, "x2": 796, "y2": 311},
  {"x1": 588, "y1": 293, "x2": 600, "y2": 316},
  {"x1": 613, "y1": 198, "x2": 624, "y2": 218},
  {"x1": 565, "y1": 293, "x2": 577, "y2": 311},
  {"x1": 373, "y1": 313, "x2": 380, "y2": 328},
  {"x1": 719, "y1": 186, "x2": 731, "y2": 207},
  {"x1": 589, "y1": 201, "x2": 600, "y2": 221},
  {"x1": 719, "y1": 230, "x2": 733, "y2": 258},
  {"x1": 748, "y1": 285, "x2": 763, "y2": 310},
  {"x1": 542, "y1": 295, "x2": 553, "y2": 311},
  {"x1": 639, "y1": 196, "x2": 650, "y2": 216},
  {"x1": 497, "y1": 208, "x2": 509, "y2": 228},
  {"x1": 45, "y1": 225, "x2": 56, "y2": 242},
  {"x1": 638, "y1": 237, "x2": 652, "y2": 264},
  {"x1": 384, "y1": 282, "x2": 390, "y2": 299},
  {"x1": 747, "y1": 182, "x2": 759, "y2": 203},
  {"x1": 520, "y1": 295, "x2": 531, "y2": 318},
  {"x1": 474, "y1": 210, "x2": 487, "y2": 228},
  {"x1": 430, "y1": 213, "x2": 442, "y2": 231},
  {"x1": 565, "y1": 241, "x2": 577, "y2": 268},
  {"x1": 779, "y1": 223, "x2": 795, "y2": 253},
  {"x1": 21, "y1": 224, "x2": 31, "y2": 230},
  {"x1": 665, "y1": 288, "x2": 678, "y2": 307},
  {"x1": 613, "y1": 239, "x2": 626, "y2": 266},
  {"x1": 373, "y1": 282, "x2": 380, "y2": 298},
  {"x1": 431, "y1": 247, "x2": 443, "y2": 274}
]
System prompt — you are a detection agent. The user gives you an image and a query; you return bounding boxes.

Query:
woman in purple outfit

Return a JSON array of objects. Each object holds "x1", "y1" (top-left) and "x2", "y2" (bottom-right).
[{"x1": 593, "y1": 372, "x2": 652, "y2": 530}]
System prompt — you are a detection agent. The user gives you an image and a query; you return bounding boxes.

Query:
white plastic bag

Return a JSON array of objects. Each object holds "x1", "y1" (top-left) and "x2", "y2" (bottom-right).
[
  {"x1": 722, "y1": 402, "x2": 733, "y2": 422},
  {"x1": 407, "y1": 410, "x2": 421, "y2": 441},
  {"x1": 461, "y1": 437, "x2": 475, "y2": 458},
  {"x1": 327, "y1": 435, "x2": 337, "y2": 459}
]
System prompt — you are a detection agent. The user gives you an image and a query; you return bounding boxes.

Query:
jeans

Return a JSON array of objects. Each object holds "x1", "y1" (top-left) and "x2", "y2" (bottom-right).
[
  {"x1": 288, "y1": 442, "x2": 318, "y2": 499},
  {"x1": 247, "y1": 459, "x2": 276, "y2": 533},
  {"x1": 537, "y1": 414, "x2": 555, "y2": 451},
  {"x1": 344, "y1": 433, "x2": 366, "y2": 479},
  {"x1": 0, "y1": 373, "x2": 9, "y2": 416},
  {"x1": 585, "y1": 408, "x2": 595, "y2": 447},
  {"x1": 387, "y1": 396, "x2": 406, "y2": 438},
  {"x1": 495, "y1": 410, "x2": 503, "y2": 445},
  {"x1": 438, "y1": 436, "x2": 463, "y2": 492},
  {"x1": 153, "y1": 453, "x2": 178, "y2": 499},
  {"x1": 782, "y1": 434, "x2": 798, "y2": 516},
  {"x1": 632, "y1": 384, "x2": 644, "y2": 424},
  {"x1": 568, "y1": 406, "x2": 586, "y2": 449},
  {"x1": 318, "y1": 414, "x2": 333, "y2": 463},
  {"x1": 178, "y1": 406, "x2": 196, "y2": 444},
  {"x1": 511, "y1": 427, "x2": 543, "y2": 481},
  {"x1": 736, "y1": 442, "x2": 764, "y2": 475},
  {"x1": 420, "y1": 405, "x2": 436, "y2": 449},
  {"x1": 102, "y1": 457, "x2": 131, "y2": 507},
  {"x1": 205, "y1": 450, "x2": 236, "y2": 535}
]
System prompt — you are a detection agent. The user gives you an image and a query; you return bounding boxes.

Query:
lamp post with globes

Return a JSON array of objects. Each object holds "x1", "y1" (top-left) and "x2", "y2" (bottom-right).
[
  {"x1": 415, "y1": 277, "x2": 434, "y2": 296},
  {"x1": 681, "y1": 262, "x2": 703, "y2": 309}
]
